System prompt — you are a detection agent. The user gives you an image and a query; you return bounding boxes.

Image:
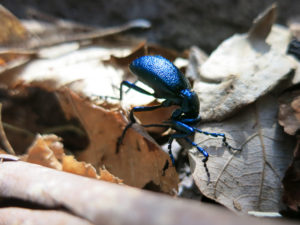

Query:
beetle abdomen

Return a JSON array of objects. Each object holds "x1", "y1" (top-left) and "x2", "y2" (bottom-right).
[{"x1": 129, "y1": 55, "x2": 191, "y2": 96}]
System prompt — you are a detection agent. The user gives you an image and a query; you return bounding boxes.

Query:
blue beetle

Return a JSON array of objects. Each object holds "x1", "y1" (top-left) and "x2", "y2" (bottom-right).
[
  {"x1": 287, "y1": 39, "x2": 300, "y2": 60},
  {"x1": 117, "y1": 55, "x2": 240, "y2": 183}
]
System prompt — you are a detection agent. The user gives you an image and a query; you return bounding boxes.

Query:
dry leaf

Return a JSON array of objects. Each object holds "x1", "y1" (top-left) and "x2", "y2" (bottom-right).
[
  {"x1": 22, "y1": 134, "x2": 63, "y2": 170},
  {"x1": 0, "y1": 161, "x2": 297, "y2": 225},
  {"x1": 106, "y1": 41, "x2": 180, "y2": 68},
  {"x1": 0, "y1": 5, "x2": 29, "y2": 46},
  {"x1": 190, "y1": 95, "x2": 294, "y2": 212},
  {"x1": 288, "y1": 16, "x2": 300, "y2": 40},
  {"x1": 279, "y1": 89, "x2": 300, "y2": 135},
  {"x1": 0, "y1": 207, "x2": 92, "y2": 225},
  {"x1": 197, "y1": 4, "x2": 295, "y2": 121},
  {"x1": 56, "y1": 88, "x2": 178, "y2": 193},
  {"x1": 99, "y1": 167, "x2": 123, "y2": 184},
  {"x1": 185, "y1": 46, "x2": 208, "y2": 81},
  {"x1": 62, "y1": 155, "x2": 99, "y2": 179}
]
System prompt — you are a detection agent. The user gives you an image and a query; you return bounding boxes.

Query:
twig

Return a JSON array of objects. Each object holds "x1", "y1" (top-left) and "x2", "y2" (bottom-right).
[
  {"x1": 0, "y1": 104, "x2": 15, "y2": 155},
  {"x1": 0, "y1": 161, "x2": 296, "y2": 225}
]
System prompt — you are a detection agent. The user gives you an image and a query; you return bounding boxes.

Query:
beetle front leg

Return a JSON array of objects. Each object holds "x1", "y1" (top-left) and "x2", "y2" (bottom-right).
[
  {"x1": 195, "y1": 128, "x2": 241, "y2": 151},
  {"x1": 119, "y1": 81, "x2": 154, "y2": 100},
  {"x1": 116, "y1": 104, "x2": 167, "y2": 153}
]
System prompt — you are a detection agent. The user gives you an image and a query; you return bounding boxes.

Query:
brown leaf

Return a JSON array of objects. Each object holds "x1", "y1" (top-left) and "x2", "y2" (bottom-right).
[
  {"x1": 99, "y1": 167, "x2": 123, "y2": 184},
  {"x1": 56, "y1": 88, "x2": 178, "y2": 194},
  {"x1": 62, "y1": 155, "x2": 99, "y2": 179},
  {"x1": 0, "y1": 5, "x2": 29, "y2": 46},
  {"x1": 278, "y1": 89, "x2": 300, "y2": 135},
  {"x1": 22, "y1": 134, "x2": 63, "y2": 170},
  {"x1": 135, "y1": 100, "x2": 178, "y2": 134}
]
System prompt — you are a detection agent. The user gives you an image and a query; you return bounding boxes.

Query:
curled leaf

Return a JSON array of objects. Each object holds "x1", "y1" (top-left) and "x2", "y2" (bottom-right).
[
  {"x1": 190, "y1": 95, "x2": 294, "y2": 212},
  {"x1": 22, "y1": 134, "x2": 63, "y2": 170},
  {"x1": 197, "y1": 4, "x2": 294, "y2": 121},
  {"x1": 279, "y1": 89, "x2": 300, "y2": 135}
]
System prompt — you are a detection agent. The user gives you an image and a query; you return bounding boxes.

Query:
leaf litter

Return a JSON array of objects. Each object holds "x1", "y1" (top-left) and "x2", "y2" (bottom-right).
[
  {"x1": 187, "y1": 4, "x2": 297, "y2": 213},
  {"x1": 0, "y1": 2, "x2": 298, "y2": 222}
]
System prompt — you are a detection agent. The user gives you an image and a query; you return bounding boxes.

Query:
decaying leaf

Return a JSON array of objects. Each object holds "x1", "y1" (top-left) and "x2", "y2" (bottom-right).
[
  {"x1": 105, "y1": 41, "x2": 180, "y2": 69},
  {"x1": 0, "y1": 207, "x2": 92, "y2": 225},
  {"x1": 0, "y1": 161, "x2": 297, "y2": 225},
  {"x1": 190, "y1": 95, "x2": 294, "y2": 212},
  {"x1": 56, "y1": 88, "x2": 178, "y2": 193},
  {"x1": 197, "y1": 4, "x2": 295, "y2": 121},
  {"x1": 21, "y1": 133, "x2": 122, "y2": 184},
  {"x1": 185, "y1": 46, "x2": 208, "y2": 81},
  {"x1": 62, "y1": 155, "x2": 98, "y2": 179},
  {"x1": 278, "y1": 88, "x2": 300, "y2": 135},
  {"x1": 282, "y1": 138, "x2": 300, "y2": 213},
  {"x1": 0, "y1": 5, "x2": 29, "y2": 46},
  {"x1": 99, "y1": 167, "x2": 123, "y2": 184},
  {"x1": 0, "y1": 35, "x2": 180, "y2": 193},
  {"x1": 22, "y1": 134, "x2": 63, "y2": 170}
]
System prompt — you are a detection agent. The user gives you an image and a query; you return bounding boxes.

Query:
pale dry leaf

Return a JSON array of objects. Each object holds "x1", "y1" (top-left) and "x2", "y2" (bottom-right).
[
  {"x1": 189, "y1": 95, "x2": 294, "y2": 212},
  {"x1": 0, "y1": 161, "x2": 297, "y2": 225},
  {"x1": 278, "y1": 89, "x2": 300, "y2": 135},
  {"x1": 0, "y1": 207, "x2": 92, "y2": 225},
  {"x1": 197, "y1": 4, "x2": 295, "y2": 121},
  {"x1": 185, "y1": 46, "x2": 208, "y2": 81}
]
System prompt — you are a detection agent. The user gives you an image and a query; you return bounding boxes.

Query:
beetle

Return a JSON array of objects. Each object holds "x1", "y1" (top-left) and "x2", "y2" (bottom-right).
[
  {"x1": 287, "y1": 39, "x2": 300, "y2": 60},
  {"x1": 116, "y1": 55, "x2": 240, "y2": 182}
]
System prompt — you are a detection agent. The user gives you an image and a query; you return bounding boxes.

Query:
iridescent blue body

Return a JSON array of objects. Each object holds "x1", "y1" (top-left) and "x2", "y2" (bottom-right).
[
  {"x1": 287, "y1": 39, "x2": 300, "y2": 60},
  {"x1": 117, "y1": 55, "x2": 240, "y2": 183}
]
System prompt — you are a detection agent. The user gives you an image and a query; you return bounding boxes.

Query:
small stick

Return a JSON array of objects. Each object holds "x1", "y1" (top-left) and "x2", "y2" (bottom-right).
[{"x1": 0, "y1": 104, "x2": 15, "y2": 155}]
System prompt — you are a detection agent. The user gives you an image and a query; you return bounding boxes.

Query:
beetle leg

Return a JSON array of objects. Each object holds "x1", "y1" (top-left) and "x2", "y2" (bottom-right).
[
  {"x1": 184, "y1": 137, "x2": 210, "y2": 184},
  {"x1": 120, "y1": 81, "x2": 154, "y2": 100},
  {"x1": 168, "y1": 120, "x2": 211, "y2": 182},
  {"x1": 167, "y1": 133, "x2": 193, "y2": 166},
  {"x1": 116, "y1": 104, "x2": 166, "y2": 153},
  {"x1": 195, "y1": 128, "x2": 241, "y2": 151}
]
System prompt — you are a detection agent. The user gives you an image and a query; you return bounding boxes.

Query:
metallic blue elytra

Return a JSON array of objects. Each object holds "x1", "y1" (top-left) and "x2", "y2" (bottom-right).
[
  {"x1": 129, "y1": 55, "x2": 191, "y2": 96},
  {"x1": 115, "y1": 55, "x2": 241, "y2": 183},
  {"x1": 129, "y1": 55, "x2": 200, "y2": 119}
]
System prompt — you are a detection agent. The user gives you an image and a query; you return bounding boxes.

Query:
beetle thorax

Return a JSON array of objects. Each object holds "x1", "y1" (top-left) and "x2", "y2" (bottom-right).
[{"x1": 180, "y1": 89, "x2": 200, "y2": 119}]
